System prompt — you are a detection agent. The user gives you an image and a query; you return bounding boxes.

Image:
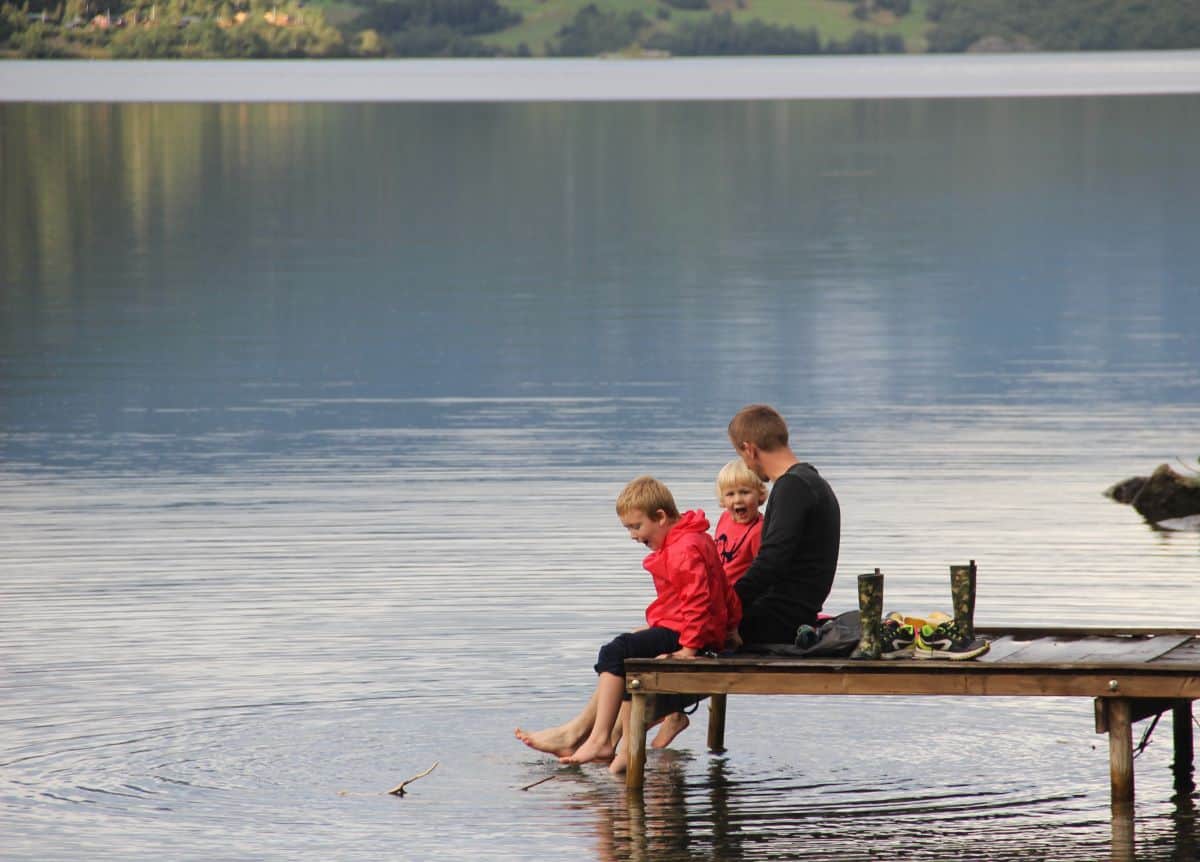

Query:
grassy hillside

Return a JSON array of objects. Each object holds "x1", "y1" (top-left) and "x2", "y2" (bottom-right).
[
  {"x1": 480, "y1": 0, "x2": 931, "y2": 55},
  {"x1": 6, "y1": 0, "x2": 1200, "y2": 59}
]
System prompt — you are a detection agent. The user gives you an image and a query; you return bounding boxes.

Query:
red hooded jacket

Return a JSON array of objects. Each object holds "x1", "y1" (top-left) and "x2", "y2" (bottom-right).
[{"x1": 642, "y1": 510, "x2": 742, "y2": 650}]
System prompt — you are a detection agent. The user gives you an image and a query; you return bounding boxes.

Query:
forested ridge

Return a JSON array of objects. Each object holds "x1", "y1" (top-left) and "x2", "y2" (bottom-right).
[{"x1": 3, "y1": 0, "x2": 1199, "y2": 59}]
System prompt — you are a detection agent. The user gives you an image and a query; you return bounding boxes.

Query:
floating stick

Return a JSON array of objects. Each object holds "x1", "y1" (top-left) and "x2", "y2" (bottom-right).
[
  {"x1": 387, "y1": 761, "x2": 439, "y2": 796},
  {"x1": 518, "y1": 775, "x2": 556, "y2": 792}
]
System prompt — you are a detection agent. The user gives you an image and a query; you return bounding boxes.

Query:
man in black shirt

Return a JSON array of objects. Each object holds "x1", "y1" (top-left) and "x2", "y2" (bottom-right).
[{"x1": 728, "y1": 404, "x2": 841, "y2": 646}]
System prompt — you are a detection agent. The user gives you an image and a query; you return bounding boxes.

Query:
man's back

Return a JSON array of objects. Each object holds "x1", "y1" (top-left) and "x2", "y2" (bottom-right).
[{"x1": 735, "y1": 462, "x2": 841, "y2": 644}]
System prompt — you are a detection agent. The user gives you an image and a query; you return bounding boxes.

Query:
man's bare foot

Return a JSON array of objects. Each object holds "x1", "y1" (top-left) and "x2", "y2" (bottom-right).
[
  {"x1": 608, "y1": 747, "x2": 629, "y2": 775},
  {"x1": 558, "y1": 738, "x2": 615, "y2": 765},
  {"x1": 515, "y1": 726, "x2": 585, "y2": 757},
  {"x1": 650, "y1": 711, "x2": 689, "y2": 749}
]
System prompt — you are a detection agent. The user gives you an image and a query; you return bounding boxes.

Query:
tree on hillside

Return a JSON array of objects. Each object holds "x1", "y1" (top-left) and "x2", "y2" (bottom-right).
[
  {"x1": 839, "y1": 0, "x2": 912, "y2": 16},
  {"x1": 1, "y1": 3, "x2": 24, "y2": 42},
  {"x1": 551, "y1": 4, "x2": 649, "y2": 56},
  {"x1": 385, "y1": 25, "x2": 501, "y2": 55},
  {"x1": 357, "y1": 0, "x2": 518, "y2": 37},
  {"x1": 356, "y1": 27, "x2": 384, "y2": 56},
  {"x1": 646, "y1": 12, "x2": 821, "y2": 55},
  {"x1": 926, "y1": 0, "x2": 1200, "y2": 52},
  {"x1": 355, "y1": 0, "x2": 515, "y2": 55},
  {"x1": 826, "y1": 29, "x2": 905, "y2": 53}
]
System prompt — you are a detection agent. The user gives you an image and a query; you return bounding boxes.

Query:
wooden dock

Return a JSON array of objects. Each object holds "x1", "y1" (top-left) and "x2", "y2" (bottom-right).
[{"x1": 623, "y1": 626, "x2": 1200, "y2": 804}]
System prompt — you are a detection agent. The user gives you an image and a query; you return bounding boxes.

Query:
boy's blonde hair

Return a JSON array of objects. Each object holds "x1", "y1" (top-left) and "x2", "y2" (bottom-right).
[
  {"x1": 715, "y1": 459, "x2": 768, "y2": 504},
  {"x1": 728, "y1": 404, "x2": 789, "y2": 451},
  {"x1": 615, "y1": 476, "x2": 680, "y2": 520}
]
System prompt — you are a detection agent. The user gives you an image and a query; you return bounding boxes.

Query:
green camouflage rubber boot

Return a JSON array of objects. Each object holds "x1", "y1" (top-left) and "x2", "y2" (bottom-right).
[
  {"x1": 950, "y1": 561, "x2": 977, "y2": 643},
  {"x1": 850, "y1": 569, "x2": 884, "y2": 660}
]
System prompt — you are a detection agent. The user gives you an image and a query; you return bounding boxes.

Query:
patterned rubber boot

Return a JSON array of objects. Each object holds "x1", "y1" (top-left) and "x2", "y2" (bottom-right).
[
  {"x1": 950, "y1": 562, "x2": 976, "y2": 642},
  {"x1": 911, "y1": 560, "x2": 989, "y2": 660},
  {"x1": 850, "y1": 570, "x2": 883, "y2": 660}
]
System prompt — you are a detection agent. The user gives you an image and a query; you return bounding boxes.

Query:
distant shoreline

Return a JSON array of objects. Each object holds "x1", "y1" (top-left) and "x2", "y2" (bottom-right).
[{"x1": 3, "y1": 53, "x2": 1200, "y2": 103}]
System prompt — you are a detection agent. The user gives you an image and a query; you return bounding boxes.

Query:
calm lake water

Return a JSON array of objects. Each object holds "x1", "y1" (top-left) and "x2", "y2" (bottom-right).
[{"x1": 2, "y1": 92, "x2": 1199, "y2": 860}]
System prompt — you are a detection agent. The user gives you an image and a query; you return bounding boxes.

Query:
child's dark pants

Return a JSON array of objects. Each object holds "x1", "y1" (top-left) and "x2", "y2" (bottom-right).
[{"x1": 594, "y1": 626, "x2": 681, "y2": 677}]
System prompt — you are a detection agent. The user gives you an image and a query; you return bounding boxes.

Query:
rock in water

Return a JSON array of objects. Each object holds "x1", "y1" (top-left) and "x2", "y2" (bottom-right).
[
  {"x1": 1104, "y1": 476, "x2": 1146, "y2": 504},
  {"x1": 1105, "y1": 464, "x2": 1200, "y2": 524}
]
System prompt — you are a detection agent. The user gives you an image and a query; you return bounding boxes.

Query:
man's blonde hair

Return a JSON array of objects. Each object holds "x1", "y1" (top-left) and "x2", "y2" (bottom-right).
[
  {"x1": 728, "y1": 404, "x2": 789, "y2": 451},
  {"x1": 715, "y1": 459, "x2": 767, "y2": 504},
  {"x1": 615, "y1": 476, "x2": 680, "y2": 520}
]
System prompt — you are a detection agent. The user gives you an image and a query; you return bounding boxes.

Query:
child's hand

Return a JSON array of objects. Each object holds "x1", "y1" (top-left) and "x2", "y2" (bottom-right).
[
  {"x1": 725, "y1": 630, "x2": 743, "y2": 651},
  {"x1": 656, "y1": 647, "x2": 699, "y2": 660}
]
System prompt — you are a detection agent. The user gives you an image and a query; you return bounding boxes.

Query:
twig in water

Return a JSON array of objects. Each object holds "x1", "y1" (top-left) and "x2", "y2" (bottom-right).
[
  {"x1": 387, "y1": 761, "x2": 439, "y2": 796},
  {"x1": 519, "y1": 775, "x2": 556, "y2": 792}
]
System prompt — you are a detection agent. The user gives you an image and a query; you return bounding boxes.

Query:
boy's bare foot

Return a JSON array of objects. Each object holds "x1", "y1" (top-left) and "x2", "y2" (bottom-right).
[
  {"x1": 558, "y1": 738, "x2": 615, "y2": 765},
  {"x1": 515, "y1": 726, "x2": 585, "y2": 757},
  {"x1": 650, "y1": 711, "x2": 689, "y2": 749},
  {"x1": 608, "y1": 747, "x2": 629, "y2": 775}
]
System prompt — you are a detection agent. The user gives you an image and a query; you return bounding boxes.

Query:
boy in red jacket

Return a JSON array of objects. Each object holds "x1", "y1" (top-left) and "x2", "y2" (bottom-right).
[
  {"x1": 521, "y1": 476, "x2": 739, "y2": 769},
  {"x1": 647, "y1": 459, "x2": 769, "y2": 749}
]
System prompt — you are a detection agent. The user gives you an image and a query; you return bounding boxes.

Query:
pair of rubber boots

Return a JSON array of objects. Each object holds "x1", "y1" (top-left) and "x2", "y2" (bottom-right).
[{"x1": 849, "y1": 563, "x2": 979, "y2": 660}]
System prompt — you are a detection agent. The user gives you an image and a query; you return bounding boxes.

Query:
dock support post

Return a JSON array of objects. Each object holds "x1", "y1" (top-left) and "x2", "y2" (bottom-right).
[
  {"x1": 707, "y1": 694, "x2": 727, "y2": 753},
  {"x1": 1173, "y1": 700, "x2": 1195, "y2": 795},
  {"x1": 1110, "y1": 802, "x2": 1135, "y2": 862},
  {"x1": 1108, "y1": 698, "x2": 1135, "y2": 805},
  {"x1": 626, "y1": 690, "x2": 648, "y2": 791}
]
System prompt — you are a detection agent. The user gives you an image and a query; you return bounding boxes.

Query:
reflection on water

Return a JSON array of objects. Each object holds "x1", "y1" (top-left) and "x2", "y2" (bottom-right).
[
  {"x1": 550, "y1": 745, "x2": 1199, "y2": 862},
  {"x1": 2, "y1": 96, "x2": 1200, "y2": 859}
]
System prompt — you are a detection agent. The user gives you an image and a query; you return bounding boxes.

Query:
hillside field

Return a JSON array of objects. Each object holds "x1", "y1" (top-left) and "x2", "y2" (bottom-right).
[{"x1": 477, "y1": 0, "x2": 931, "y2": 55}]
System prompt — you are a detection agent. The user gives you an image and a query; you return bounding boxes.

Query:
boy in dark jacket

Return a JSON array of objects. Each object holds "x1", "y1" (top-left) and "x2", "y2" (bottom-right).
[{"x1": 727, "y1": 404, "x2": 841, "y2": 646}]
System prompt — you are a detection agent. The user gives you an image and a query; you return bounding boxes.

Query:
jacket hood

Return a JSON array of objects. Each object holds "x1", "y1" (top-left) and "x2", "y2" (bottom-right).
[{"x1": 664, "y1": 509, "x2": 710, "y2": 545}]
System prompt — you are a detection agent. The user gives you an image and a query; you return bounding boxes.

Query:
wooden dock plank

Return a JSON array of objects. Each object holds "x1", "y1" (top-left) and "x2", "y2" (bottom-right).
[
  {"x1": 977, "y1": 626, "x2": 1200, "y2": 638},
  {"x1": 626, "y1": 667, "x2": 1200, "y2": 699},
  {"x1": 976, "y1": 635, "x2": 1032, "y2": 662},
  {"x1": 1152, "y1": 638, "x2": 1200, "y2": 665},
  {"x1": 991, "y1": 634, "x2": 1190, "y2": 665}
]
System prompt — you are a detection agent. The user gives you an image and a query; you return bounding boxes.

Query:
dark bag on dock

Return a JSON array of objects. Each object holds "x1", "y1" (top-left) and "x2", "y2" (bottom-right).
[{"x1": 737, "y1": 610, "x2": 861, "y2": 658}]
